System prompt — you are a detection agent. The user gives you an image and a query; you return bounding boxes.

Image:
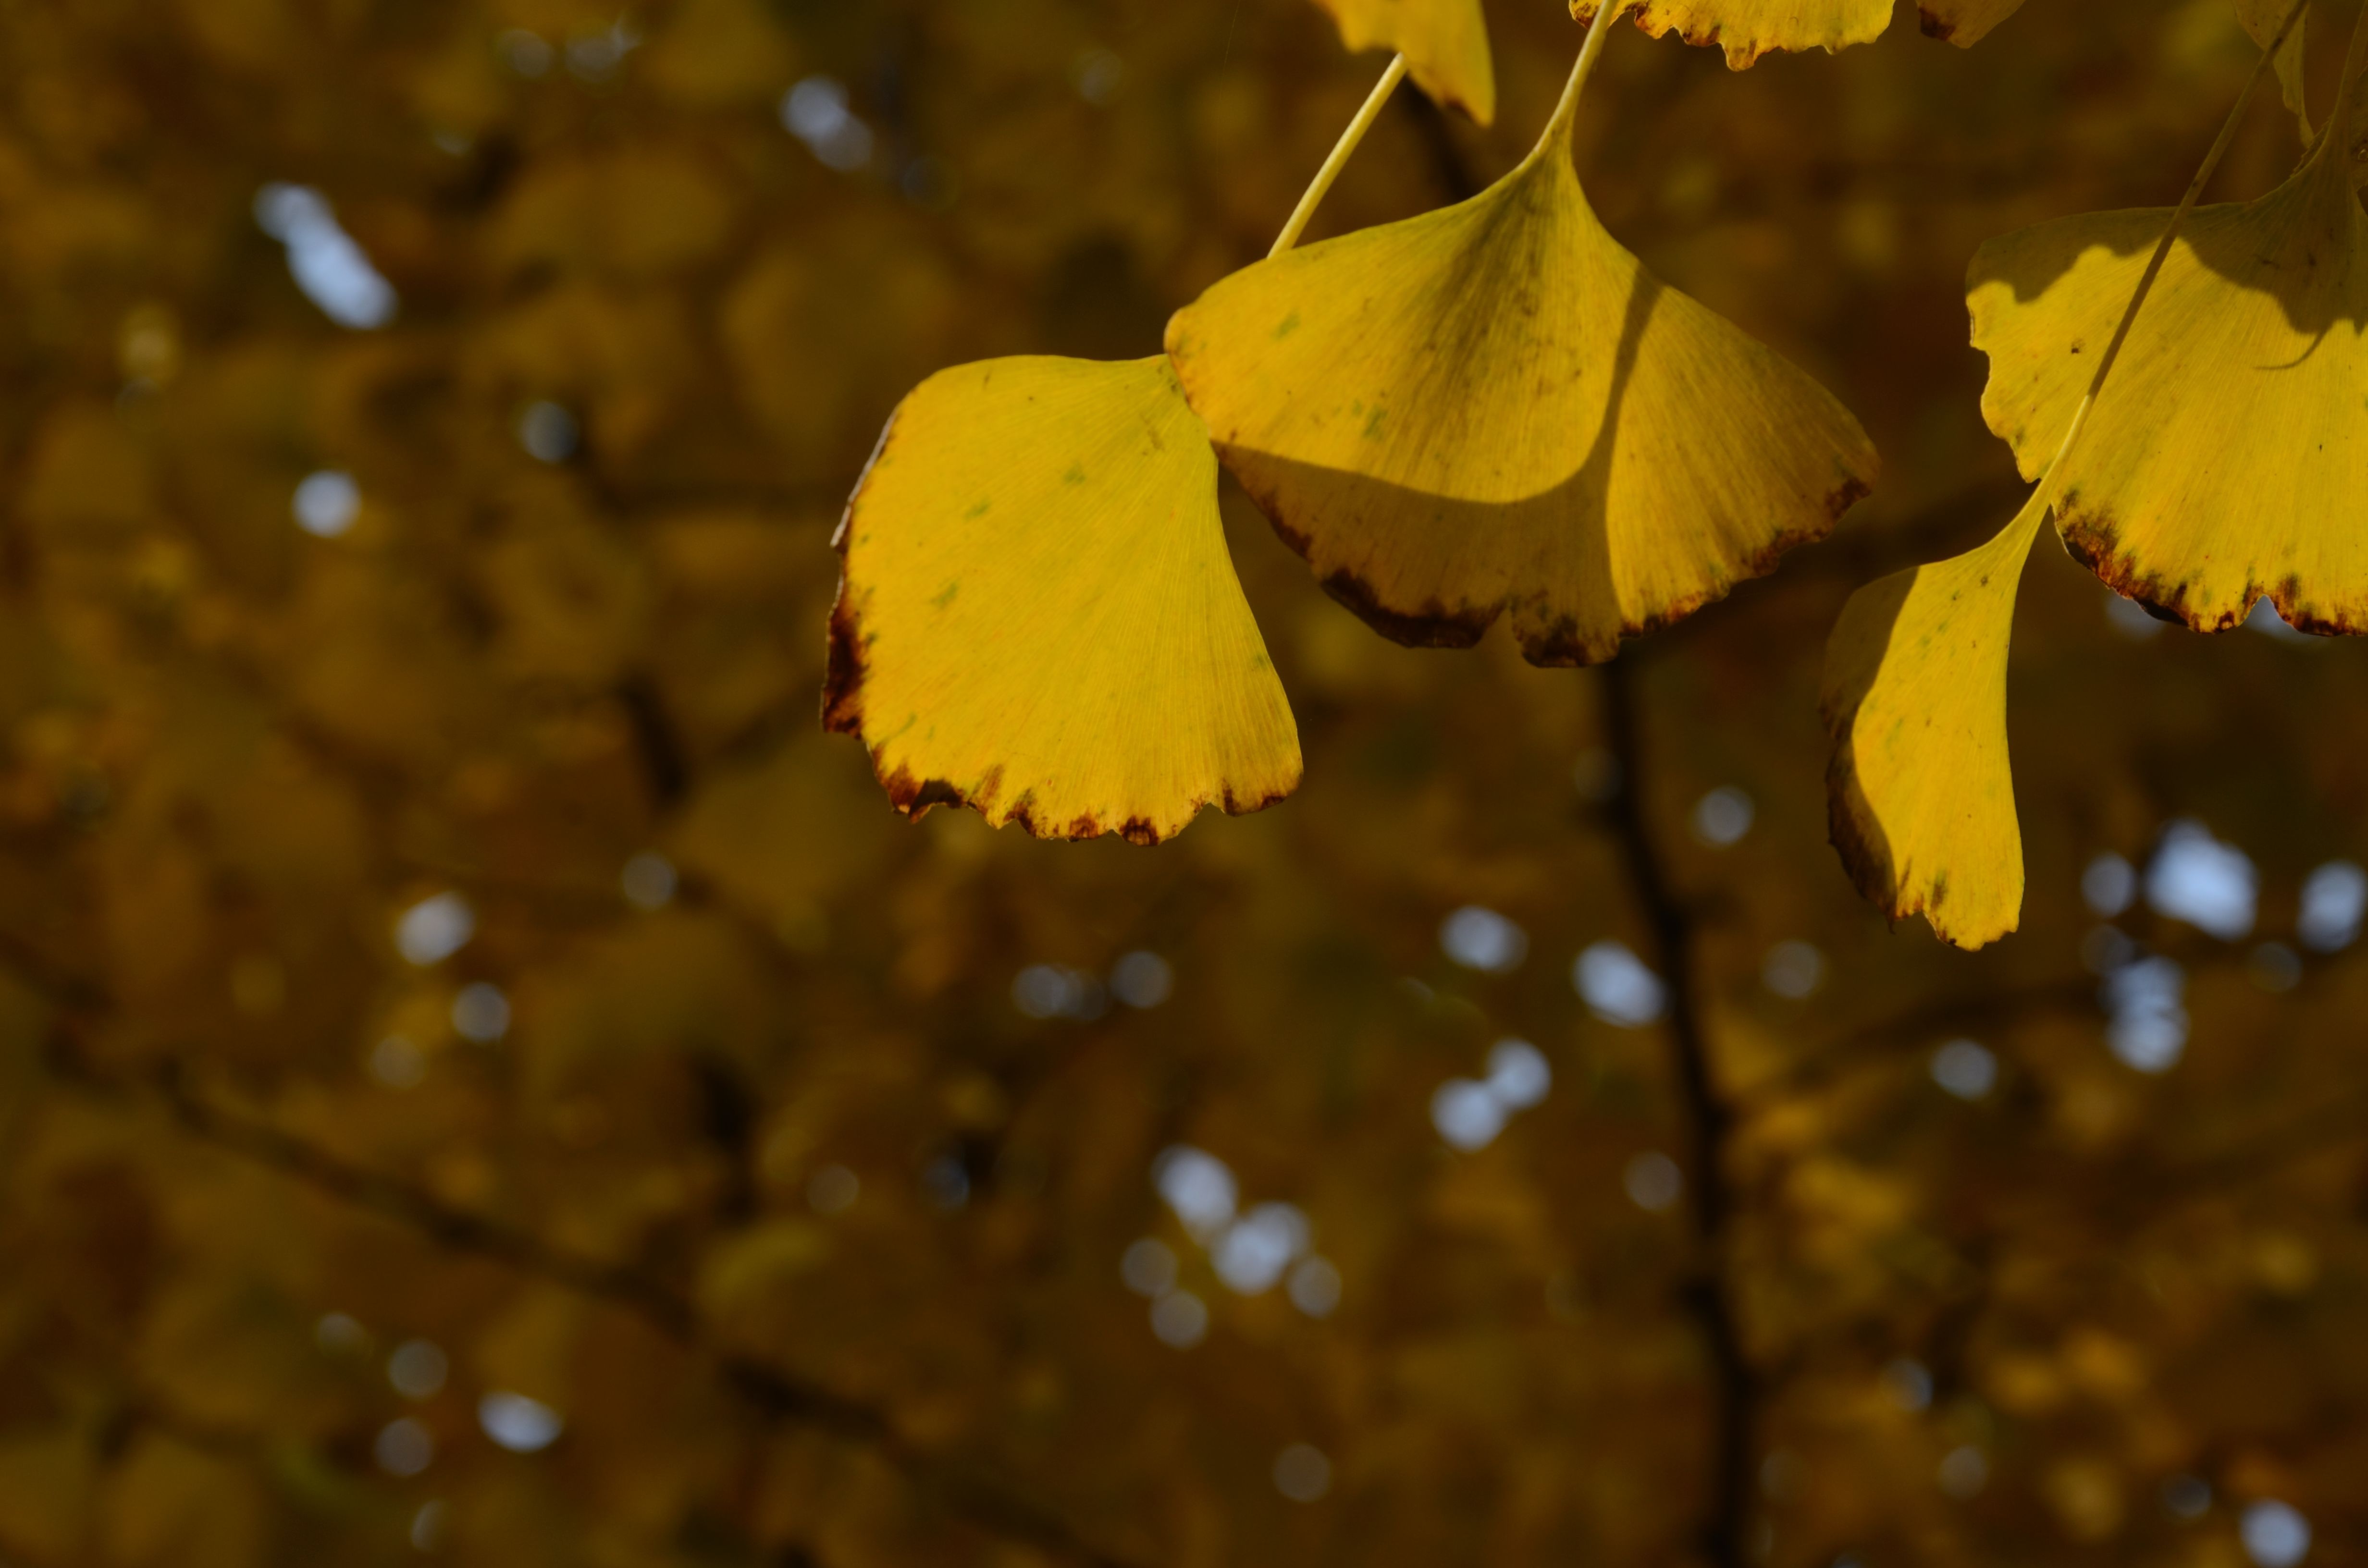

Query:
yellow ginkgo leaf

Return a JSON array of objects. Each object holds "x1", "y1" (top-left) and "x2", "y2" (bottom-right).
[
  {"x1": 825, "y1": 355, "x2": 1302, "y2": 843},
  {"x1": 1573, "y1": 0, "x2": 1890, "y2": 69},
  {"x1": 1164, "y1": 43, "x2": 1877, "y2": 667},
  {"x1": 1824, "y1": 0, "x2": 2308, "y2": 950},
  {"x1": 2235, "y1": 0, "x2": 2312, "y2": 132},
  {"x1": 1914, "y1": 0, "x2": 2025, "y2": 47},
  {"x1": 1311, "y1": 0, "x2": 1496, "y2": 125},
  {"x1": 1821, "y1": 494, "x2": 2045, "y2": 950},
  {"x1": 1968, "y1": 66, "x2": 2367, "y2": 634}
]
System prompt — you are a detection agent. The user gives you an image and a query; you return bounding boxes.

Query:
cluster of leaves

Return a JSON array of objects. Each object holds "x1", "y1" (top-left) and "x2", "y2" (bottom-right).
[
  {"x1": 832, "y1": 0, "x2": 2356, "y2": 961},
  {"x1": 6, "y1": 2, "x2": 2368, "y2": 1568}
]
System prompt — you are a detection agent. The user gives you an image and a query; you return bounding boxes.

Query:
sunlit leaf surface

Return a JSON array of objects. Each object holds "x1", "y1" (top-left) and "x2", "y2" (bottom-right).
[
  {"x1": 1822, "y1": 495, "x2": 2045, "y2": 950},
  {"x1": 1970, "y1": 77, "x2": 2368, "y2": 634},
  {"x1": 827, "y1": 355, "x2": 1301, "y2": 843},
  {"x1": 1574, "y1": 0, "x2": 1891, "y2": 68},
  {"x1": 1166, "y1": 69, "x2": 1876, "y2": 667},
  {"x1": 1311, "y1": 0, "x2": 1496, "y2": 124},
  {"x1": 12, "y1": 2, "x2": 2368, "y2": 1563}
]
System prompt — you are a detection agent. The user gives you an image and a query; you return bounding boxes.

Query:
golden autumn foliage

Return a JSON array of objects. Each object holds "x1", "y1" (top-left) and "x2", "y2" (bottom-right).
[
  {"x1": 828, "y1": 355, "x2": 1300, "y2": 841},
  {"x1": 1311, "y1": 0, "x2": 1499, "y2": 124},
  {"x1": 1972, "y1": 54, "x2": 2368, "y2": 637},
  {"x1": 5, "y1": 3, "x2": 2368, "y2": 1568},
  {"x1": 1165, "y1": 31, "x2": 1877, "y2": 669}
]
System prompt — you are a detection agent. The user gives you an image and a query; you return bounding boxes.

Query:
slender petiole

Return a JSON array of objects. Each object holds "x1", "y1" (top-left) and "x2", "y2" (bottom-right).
[
  {"x1": 1539, "y1": 0, "x2": 1634, "y2": 152},
  {"x1": 1270, "y1": 53, "x2": 1408, "y2": 257},
  {"x1": 2035, "y1": 0, "x2": 2309, "y2": 491}
]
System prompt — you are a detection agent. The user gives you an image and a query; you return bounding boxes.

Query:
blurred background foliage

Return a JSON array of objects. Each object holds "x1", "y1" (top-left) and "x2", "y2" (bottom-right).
[{"x1": 3, "y1": 0, "x2": 2368, "y2": 1565}]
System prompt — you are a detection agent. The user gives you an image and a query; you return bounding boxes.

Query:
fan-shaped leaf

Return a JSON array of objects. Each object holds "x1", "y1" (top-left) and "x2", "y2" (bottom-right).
[
  {"x1": 1574, "y1": 0, "x2": 1890, "y2": 69},
  {"x1": 1164, "y1": 62, "x2": 1876, "y2": 668},
  {"x1": 826, "y1": 356, "x2": 1302, "y2": 843},
  {"x1": 1969, "y1": 70, "x2": 2367, "y2": 634},
  {"x1": 1311, "y1": 0, "x2": 1496, "y2": 125},
  {"x1": 1821, "y1": 495, "x2": 2045, "y2": 950}
]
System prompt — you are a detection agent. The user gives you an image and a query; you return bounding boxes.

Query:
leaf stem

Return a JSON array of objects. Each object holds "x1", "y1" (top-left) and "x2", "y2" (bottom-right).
[
  {"x1": 1540, "y1": 0, "x2": 1634, "y2": 153},
  {"x1": 2337, "y1": 0, "x2": 2368, "y2": 129},
  {"x1": 1270, "y1": 53, "x2": 1408, "y2": 257},
  {"x1": 2036, "y1": 0, "x2": 2307, "y2": 493},
  {"x1": 1601, "y1": 656, "x2": 1754, "y2": 1568}
]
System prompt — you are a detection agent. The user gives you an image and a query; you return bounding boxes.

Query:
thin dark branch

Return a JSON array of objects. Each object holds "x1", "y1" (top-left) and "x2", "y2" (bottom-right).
[
  {"x1": 0, "y1": 926, "x2": 109, "y2": 1014},
  {"x1": 1740, "y1": 974, "x2": 2099, "y2": 1111},
  {"x1": 617, "y1": 674, "x2": 692, "y2": 810},
  {"x1": 37, "y1": 1036, "x2": 1140, "y2": 1568},
  {"x1": 1600, "y1": 656, "x2": 1754, "y2": 1568},
  {"x1": 2139, "y1": 1080, "x2": 2368, "y2": 1217}
]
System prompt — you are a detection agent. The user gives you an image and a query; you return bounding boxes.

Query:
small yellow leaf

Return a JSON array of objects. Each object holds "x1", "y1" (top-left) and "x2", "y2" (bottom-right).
[
  {"x1": 1969, "y1": 94, "x2": 2368, "y2": 634},
  {"x1": 1574, "y1": 0, "x2": 1891, "y2": 69},
  {"x1": 1165, "y1": 78, "x2": 1876, "y2": 667},
  {"x1": 2235, "y1": 0, "x2": 2311, "y2": 131},
  {"x1": 1821, "y1": 493, "x2": 2044, "y2": 951},
  {"x1": 826, "y1": 356, "x2": 1301, "y2": 843},
  {"x1": 1914, "y1": 0, "x2": 2026, "y2": 47},
  {"x1": 1310, "y1": 0, "x2": 1495, "y2": 125}
]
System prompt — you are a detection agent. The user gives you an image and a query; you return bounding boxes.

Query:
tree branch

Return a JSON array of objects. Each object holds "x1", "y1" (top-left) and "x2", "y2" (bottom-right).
[
  {"x1": 1600, "y1": 656, "x2": 1755, "y2": 1568},
  {"x1": 1739, "y1": 974, "x2": 2099, "y2": 1111},
  {"x1": 37, "y1": 1035, "x2": 1140, "y2": 1568}
]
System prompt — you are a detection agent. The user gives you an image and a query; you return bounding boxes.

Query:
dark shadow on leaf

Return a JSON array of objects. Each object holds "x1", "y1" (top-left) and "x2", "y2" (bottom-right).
[
  {"x1": 1210, "y1": 268, "x2": 1845, "y2": 668},
  {"x1": 1967, "y1": 151, "x2": 2366, "y2": 337},
  {"x1": 1819, "y1": 565, "x2": 1914, "y2": 919}
]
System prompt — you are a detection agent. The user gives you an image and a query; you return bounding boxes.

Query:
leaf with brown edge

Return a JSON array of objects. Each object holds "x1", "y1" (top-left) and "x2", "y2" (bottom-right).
[
  {"x1": 1916, "y1": 0, "x2": 2025, "y2": 47},
  {"x1": 1968, "y1": 54, "x2": 2368, "y2": 637},
  {"x1": 1573, "y1": 0, "x2": 1890, "y2": 69},
  {"x1": 1821, "y1": 492, "x2": 2046, "y2": 951},
  {"x1": 1163, "y1": 51, "x2": 1877, "y2": 669},
  {"x1": 825, "y1": 355, "x2": 1302, "y2": 845},
  {"x1": 1310, "y1": 0, "x2": 1495, "y2": 125}
]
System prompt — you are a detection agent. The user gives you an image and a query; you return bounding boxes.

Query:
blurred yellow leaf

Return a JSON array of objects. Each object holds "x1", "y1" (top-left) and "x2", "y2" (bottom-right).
[
  {"x1": 476, "y1": 1286, "x2": 590, "y2": 1410},
  {"x1": 827, "y1": 355, "x2": 1301, "y2": 842},
  {"x1": 2040, "y1": 1456, "x2": 2125, "y2": 1542},
  {"x1": 1165, "y1": 55, "x2": 1875, "y2": 666},
  {"x1": 698, "y1": 1218, "x2": 834, "y2": 1331},
  {"x1": 670, "y1": 734, "x2": 893, "y2": 939},
  {"x1": 1574, "y1": 0, "x2": 1891, "y2": 68},
  {"x1": 134, "y1": 1274, "x2": 317, "y2": 1431},
  {"x1": 1310, "y1": 0, "x2": 1496, "y2": 124},
  {"x1": 480, "y1": 507, "x2": 653, "y2": 687},
  {"x1": 642, "y1": 0, "x2": 800, "y2": 107},
  {"x1": 1821, "y1": 493, "x2": 2042, "y2": 949},
  {"x1": 491, "y1": 148, "x2": 738, "y2": 280},
  {"x1": 1970, "y1": 72, "x2": 2366, "y2": 634},
  {"x1": 0, "y1": 1428, "x2": 94, "y2": 1563},
  {"x1": 723, "y1": 220, "x2": 964, "y2": 477},
  {"x1": 101, "y1": 1436, "x2": 265, "y2": 1568}
]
